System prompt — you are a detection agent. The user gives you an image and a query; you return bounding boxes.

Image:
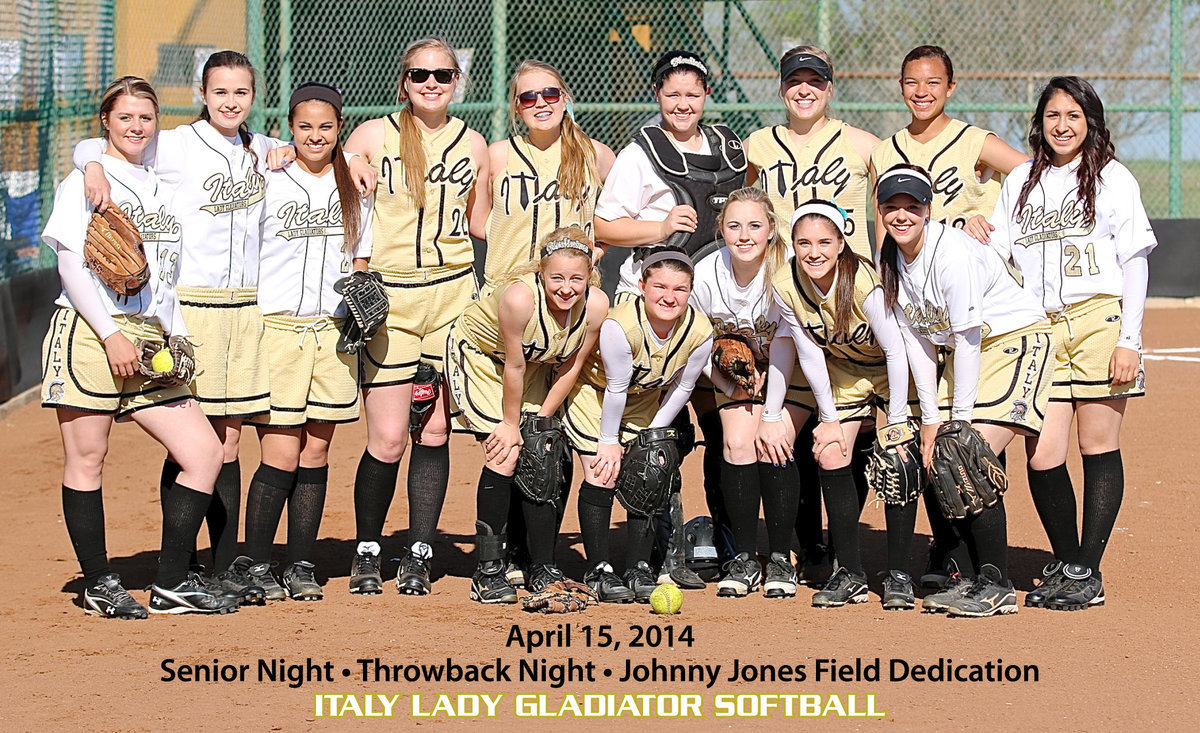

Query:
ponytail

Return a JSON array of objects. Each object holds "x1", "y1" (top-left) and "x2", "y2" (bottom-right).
[
  {"x1": 831, "y1": 248, "x2": 861, "y2": 340},
  {"x1": 878, "y1": 233, "x2": 901, "y2": 310},
  {"x1": 331, "y1": 140, "x2": 363, "y2": 254}
]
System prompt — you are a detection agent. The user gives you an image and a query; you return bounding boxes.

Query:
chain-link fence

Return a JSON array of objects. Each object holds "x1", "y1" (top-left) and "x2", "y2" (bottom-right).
[{"x1": 2, "y1": 0, "x2": 1196, "y2": 279}]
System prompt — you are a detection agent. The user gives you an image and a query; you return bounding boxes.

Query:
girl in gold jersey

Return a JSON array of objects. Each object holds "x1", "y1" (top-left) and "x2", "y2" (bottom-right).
[
  {"x1": 870, "y1": 45, "x2": 1028, "y2": 230},
  {"x1": 484, "y1": 61, "x2": 615, "y2": 288},
  {"x1": 446, "y1": 226, "x2": 607, "y2": 603},
  {"x1": 340, "y1": 38, "x2": 490, "y2": 597},
  {"x1": 746, "y1": 46, "x2": 879, "y2": 259}
]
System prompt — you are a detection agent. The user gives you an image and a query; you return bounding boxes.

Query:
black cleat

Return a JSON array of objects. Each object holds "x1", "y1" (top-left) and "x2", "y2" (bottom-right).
[{"x1": 83, "y1": 573, "x2": 148, "y2": 620}]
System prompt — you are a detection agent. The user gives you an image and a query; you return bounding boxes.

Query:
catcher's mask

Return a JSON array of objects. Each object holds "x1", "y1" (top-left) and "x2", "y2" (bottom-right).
[{"x1": 683, "y1": 516, "x2": 735, "y2": 582}]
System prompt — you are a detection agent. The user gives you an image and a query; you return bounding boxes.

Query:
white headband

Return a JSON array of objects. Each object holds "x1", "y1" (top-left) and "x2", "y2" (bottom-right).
[
  {"x1": 540, "y1": 237, "x2": 592, "y2": 258},
  {"x1": 790, "y1": 200, "x2": 847, "y2": 234}
]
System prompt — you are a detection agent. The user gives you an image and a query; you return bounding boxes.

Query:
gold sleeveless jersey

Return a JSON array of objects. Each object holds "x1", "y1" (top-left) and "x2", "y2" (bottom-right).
[
  {"x1": 870, "y1": 118, "x2": 1000, "y2": 228},
  {"x1": 582, "y1": 299, "x2": 713, "y2": 392},
  {"x1": 771, "y1": 256, "x2": 885, "y2": 367},
  {"x1": 370, "y1": 115, "x2": 476, "y2": 271},
  {"x1": 455, "y1": 272, "x2": 588, "y2": 365},
  {"x1": 484, "y1": 135, "x2": 600, "y2": 285},
  {"x1": 747, "y1": 120, "x2": 871, "y2": 258}
]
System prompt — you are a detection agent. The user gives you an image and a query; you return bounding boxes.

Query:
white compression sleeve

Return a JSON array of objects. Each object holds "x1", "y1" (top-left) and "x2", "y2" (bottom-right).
[{"x1": 58, "y1": 249, "x2": 119, "y2": 340}]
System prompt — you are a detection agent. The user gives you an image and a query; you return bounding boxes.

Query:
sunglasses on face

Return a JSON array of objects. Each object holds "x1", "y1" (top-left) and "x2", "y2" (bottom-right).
[
  {"x1": 406, "y1": 68, "x2": 458, "y2": 85},
  {"x1": 517, "y1": 87, "x2": 563, "y2": 108}
]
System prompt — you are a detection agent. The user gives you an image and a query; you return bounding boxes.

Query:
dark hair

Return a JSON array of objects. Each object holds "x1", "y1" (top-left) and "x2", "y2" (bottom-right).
[
  {"x1": 288, "y1": 89, "x2": 362, "y2": 254},
  {"x1": 1017, "y1": 76, "x2": 1115, "y2": 227},
  {"x1": 199, "y1": 50, "x2": 259, "y2": 171},
  {"x1": 792, "y1": 199, "x2": 859, "y2": 339},
  {"x1": 652, "y1": 50, "x2": 709, "y2": 90},
  {"x1": 875, "y1": 164, "x2": 932, "y2": 309},
  {"x1": 900, "y1": 45, "x2": 954, "y2": 83}
]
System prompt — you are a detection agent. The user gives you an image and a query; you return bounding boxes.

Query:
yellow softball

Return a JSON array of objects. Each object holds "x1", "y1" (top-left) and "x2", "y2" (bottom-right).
[
  {"x1": 150, "y1": 348, "x2": 174, "y2": 373},
  {"x1": 649, "y1": 583, "x2": 683, "y2": 615}
]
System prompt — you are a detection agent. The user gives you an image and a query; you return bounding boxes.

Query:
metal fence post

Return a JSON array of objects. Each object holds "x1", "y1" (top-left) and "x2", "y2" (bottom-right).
[
  {"x1": 1169, "y1": 0, "x2": 1182, "y2": 218},
  {"x1": 488, "y1": 0, "x2": 508, "y2": 142}
]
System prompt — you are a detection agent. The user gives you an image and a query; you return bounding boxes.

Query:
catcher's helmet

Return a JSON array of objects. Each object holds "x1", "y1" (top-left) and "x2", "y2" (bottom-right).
[{"x1": 683, "y1": 516, "x2": 735, "y2": 581}]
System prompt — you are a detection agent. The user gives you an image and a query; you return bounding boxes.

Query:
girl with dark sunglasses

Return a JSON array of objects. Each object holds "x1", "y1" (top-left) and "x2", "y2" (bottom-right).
[{"x1": 338, "y1": 37, "x2": 491, "y2": 599}]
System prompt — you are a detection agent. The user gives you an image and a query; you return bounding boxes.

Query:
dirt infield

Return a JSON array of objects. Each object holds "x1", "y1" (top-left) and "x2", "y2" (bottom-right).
[{"x1": 2, "y1": 307, "x2": 1197, "y2": 730}]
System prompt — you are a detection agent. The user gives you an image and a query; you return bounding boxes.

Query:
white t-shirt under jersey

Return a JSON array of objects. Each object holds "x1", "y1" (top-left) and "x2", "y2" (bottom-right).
[
  {"x1": 257, "y1": 164, "x2": 375, "y2": 318},
  {"x1": 594, "y1": 135, "x2": 712, "y2": 295}
]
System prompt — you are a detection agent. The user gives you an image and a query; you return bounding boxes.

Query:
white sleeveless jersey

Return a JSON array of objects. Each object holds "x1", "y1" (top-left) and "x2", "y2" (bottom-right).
[
  {"x1": 44, "y1": 156, "x2": 182, "y2": 327},
  {"x1": 987, "y1": 159, "x2": 1157, "y2": 313},
  {"x1": 891, "y1": 221, "x2": 1045, "y2": 345},
  {"x1": 257, "y1": 165, "x2": 375, "y2": 318}
]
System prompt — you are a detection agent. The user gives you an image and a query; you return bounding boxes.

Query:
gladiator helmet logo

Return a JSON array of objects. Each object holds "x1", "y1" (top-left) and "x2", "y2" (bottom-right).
[
  {"x1": 47, "y1": 380, "x2": 65, "y2": 403},
  {"x1": 1135, "y1": 369, "x2": 1146, "y2": 391},
  {"x1": 1009, "y1": 399, "x2": 1028, "y2": 423}
]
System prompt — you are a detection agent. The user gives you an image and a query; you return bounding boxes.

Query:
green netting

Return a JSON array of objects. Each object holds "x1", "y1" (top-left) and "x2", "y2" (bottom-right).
[{"x1": 2, "y1": 0, "x2": 1196, "y2": 279}]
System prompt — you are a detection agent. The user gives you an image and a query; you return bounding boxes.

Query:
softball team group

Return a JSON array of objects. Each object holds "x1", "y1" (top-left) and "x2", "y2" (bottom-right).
[{"x1": 40, "y1": 38, "x2": 1155, "y2": 620}]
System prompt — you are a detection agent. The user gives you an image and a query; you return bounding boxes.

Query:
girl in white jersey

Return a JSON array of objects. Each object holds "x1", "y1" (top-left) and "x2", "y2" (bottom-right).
[
  {"x1": 239, "y1": 83, "x2": 375, "y2": 602},
  {"x1": 341, "y1": 38, "x2": 490, "y2": 598},
  {"x1": 690, "y1": 188, "x2": 808, "y2": 598},
  {"x1": 972, "y1": 77, "x2": 1156, "y2": 612},
  {"x1": 875, "y1": 165, "x2": 1053, "y2": 617},
  {"x1": 42, "y1": 77, "x2": 230, "y2": 617},
  {"x1": 74, "y1": 51, "x2": 293, "y2": 603}
]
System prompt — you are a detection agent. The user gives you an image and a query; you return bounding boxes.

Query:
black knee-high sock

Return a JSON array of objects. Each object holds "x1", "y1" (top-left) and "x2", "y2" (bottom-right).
[
  {"x1": 884, "y1": 501, "x2": 919, "y2": 572},
  {"x1": 62, "y1": 486, "x2": 109, "y2": 584},
  {"x1": 244, "y1": 463, "x2": 296, "y2": 563},
  {"x1": 353, "y1": 449, "x2": 400, "y2": 544},
  {"x1": 851, "y1": 432, "x2": 873, "y2": 511},
  {"x1": 475, "y1": 466, "x2": 513, "y2": 536},
  {"x1": 720, "y1": 460, "x2": 760, "y2": 555},
  {"x1": 159, "y1": 459, "x2": 195, "y2": 565},
  {"x1": 287, "y1": 465, "x2": 328, "y2": 564},
  {"x1": 578, "y1": 483, "x2": 614, "y2": 565},
  {"x1": 208, "y1": 460, "x2": 242, "y2": 570},
  {"x1": 698, "y1": 411, "x2": 727, "y2": 527},
  {"x1": 626, "y1": 513, "x2": 656, "y2": 565},
  {"x1": 958, "y1": 498, "x2": 1008, "y2": 580},
  {"x1": 506, "y1": 487, "x2": 527, "y2": 555},
  {"x1": 923, "y1": 486, "x2": 971, "y2": 574},
  {"x1": 407, "y1": 443, "x2": 449, "y2": 549},
  {"x1": 1027, "y1": 463, "x2": 1080, "y2": 563},
  {"x1": 759, "y1": 462, "x2": 800, "y2": 556},
  {"x1": 819, "y1": 466, "x2": 863, "y2": 573},
  {"x1": 522, "y1": 498, "x2": 558, "y2": 565},
  {"x1": 794, "y1": 418, "x2": 824, "y2": 551},
  {"x1": 157, "y1": 483, "x2": 213, "y2": 588},
  {"x1": 1079, "y1": 450, "x2": 1123, "y2": 572}
]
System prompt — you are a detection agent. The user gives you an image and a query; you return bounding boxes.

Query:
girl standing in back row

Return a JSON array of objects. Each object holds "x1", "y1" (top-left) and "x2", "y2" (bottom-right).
[
  {"x1": 341, "y1": 37, "x2": 490, "y2": 597},
  {"x1": 973, "y1": 77, "x2": 1156, "y2": 611}
]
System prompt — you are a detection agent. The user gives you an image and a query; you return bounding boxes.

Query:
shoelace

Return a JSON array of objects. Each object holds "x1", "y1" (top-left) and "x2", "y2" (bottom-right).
[
  {"x1": 291, "y1": 565, "x2": 316, "y2": 583},
  {"x1": 292, "y1": 317, "x2": 331, "y2": 349},
  {"x1": 356, "y1": 553, "x2": 381, "y2": 574},
  {"x1": 103, "y1": 581, "x2": 139, "y2": 606}
]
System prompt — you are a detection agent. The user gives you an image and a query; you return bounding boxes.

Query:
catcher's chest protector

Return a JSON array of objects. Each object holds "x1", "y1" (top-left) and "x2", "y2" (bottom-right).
[{"x1": 632, "y1": 125, "x2": 747, "y2": 256}]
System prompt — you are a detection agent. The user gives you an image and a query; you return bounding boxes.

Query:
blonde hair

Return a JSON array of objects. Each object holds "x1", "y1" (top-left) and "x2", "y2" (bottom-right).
[
  {"x1": 507, "y1": 60, "x2": 598, "y2": 208},
  {"x1": 394, "y1": 37, "x2": 463, "y2": 209},
  {"x1": 503, "y1": 225, "x2": 600, "y2": 288},
  {"x1": 100, "y1": 75, "x2": 160, "y2": 131},
  {"x1": 716, "y1": 187, "x2": 789, "y2": 298}
]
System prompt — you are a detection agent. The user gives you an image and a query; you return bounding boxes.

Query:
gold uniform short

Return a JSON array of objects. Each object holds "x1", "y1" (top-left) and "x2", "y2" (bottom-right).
[
  {"x1": 176, "y1": 286, "x2": 270, "y2": 419},
  {"x1": 360, "y1": 263, "x2": 478, "y2": 386},
  {"x1": 41, "y1": 308, "x2": 193, "y2": 420},
  {"x1": 445, "y1": 335, "x2": 552, "y2": 436},
  {"x1": 249, "y1": 315, "x2": 359, "y2": 427},
  {"x1": 563, "y1": 382, "x2": 661, "y2": 455},
  {"x1": 939, "y1": 319, "x2": 1053, "y2": 434},
  {"x1": 1048, "y1": 294, "x2": 1146, "y2": 402}
]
